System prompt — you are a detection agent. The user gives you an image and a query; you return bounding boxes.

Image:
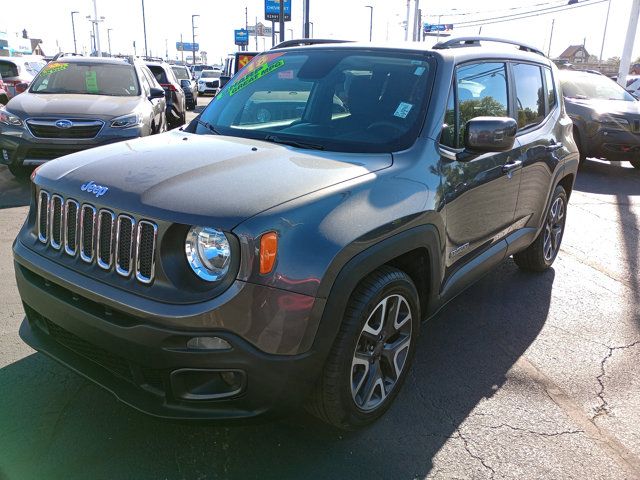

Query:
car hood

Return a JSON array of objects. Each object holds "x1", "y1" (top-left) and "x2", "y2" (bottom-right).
[
  {"x1": 6, "y1": 92, "x2": 143, "y2": 120},
  {"x1": 565, "y1": 97, "x2": 640, "y2": 116},
  {"x1": 34, "y1": 131, "x2": 392, "y2": 229}
]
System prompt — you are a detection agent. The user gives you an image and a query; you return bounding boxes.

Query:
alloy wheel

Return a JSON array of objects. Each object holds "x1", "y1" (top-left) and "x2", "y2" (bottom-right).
[
  {"x1": 351, "y1": 294, "x2": 413, "y2": 412},
  {"x1": 543, "y1": 196, "x2": 565, "y2": 261}
]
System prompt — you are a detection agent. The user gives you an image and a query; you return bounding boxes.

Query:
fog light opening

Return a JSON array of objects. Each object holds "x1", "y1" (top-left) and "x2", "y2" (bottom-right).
[
  {"x1": 2, "y1": 149, "x2": 9, "y2": 162},
  {"x1": 186, "y1": 336, "x2": 232, "y2": 351}
]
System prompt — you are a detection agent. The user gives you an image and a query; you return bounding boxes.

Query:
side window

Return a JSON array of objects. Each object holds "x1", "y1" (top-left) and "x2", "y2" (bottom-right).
[
  {"x1": 456, "y1": 62, "x2": 508, "y2": 146},
  {"x1": 0, "y1": 61, "x2": 19, "y2": 78},
  {"x1": 142, "y1": 67, "x2": 158, "y2": 89},
  {"x1": 139, "y1": 69, "x2": 150, "y2": 95},
  {"x1": 544, "y1": 67, "x2": 557, "y2": 112},
  {"x1": 440, "y1": 87, "x2": 456, "y2": 148},
  {"x1": 513, "y1": 63, "x2": 545, "y2": 130}
]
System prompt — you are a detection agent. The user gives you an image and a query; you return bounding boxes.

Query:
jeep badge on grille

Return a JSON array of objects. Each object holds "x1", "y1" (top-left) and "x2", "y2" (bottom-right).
[{"x1": 81, "y1": 181, "x2": 109, "y2": 198}]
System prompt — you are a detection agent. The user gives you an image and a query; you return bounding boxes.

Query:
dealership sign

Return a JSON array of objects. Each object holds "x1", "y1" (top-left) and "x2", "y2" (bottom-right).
[
  {"x1": 265, "y1": 0, "x2": 291, "y2": 22},
  {"x1": 234, "y1": 29, "x2": 249, "y2": 46},
  {"x1": 424, "y1": 23, "x2": 454, "y2": 33}
]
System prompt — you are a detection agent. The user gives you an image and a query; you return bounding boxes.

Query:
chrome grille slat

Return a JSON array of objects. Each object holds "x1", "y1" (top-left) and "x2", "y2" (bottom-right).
[
  {"x1": 64, "y1": 199, "x2": 79, "y2": 256},
  {"x1": 79, "y1": 204, "x2": 97, "y2": 263},
  {"x1": 37, "y1": 191, "x2": 50, "y2": 244},
  {"x1": 135, "y1": 221, "x2": 157, "y2": 284},
  {"x1": 115, "y1": 215, "x2": 135, "y2": 277},
  {"x1": 35, "y1": 191, "x2": 158, "y2": 284},
  {"x1": 97, "y1": 210, "x2": 115, "y2": 270},
  {"x1": 50, "y1": 195, "x2": 64, "y2": 250}
]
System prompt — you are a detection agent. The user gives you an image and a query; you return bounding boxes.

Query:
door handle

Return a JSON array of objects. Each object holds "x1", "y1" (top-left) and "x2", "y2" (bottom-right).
[
  {"x1": 545, "y1": 143, "x2": 563, "y2": 152},
  {"x1": 502, "y1": 160, "x2": 522, "y2": 174}
]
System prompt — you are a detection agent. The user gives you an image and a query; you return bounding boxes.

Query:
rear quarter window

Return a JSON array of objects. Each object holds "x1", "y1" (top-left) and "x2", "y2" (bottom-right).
[
  {"x1": 147, "y1": 65, "x2": 168, "y2": 84},
  {"x1": 512, "y1": 63, "x2": 545, "y2": 130},
  {"x1": 0, "y1": 61, "x2": 19, "y2": 78}
]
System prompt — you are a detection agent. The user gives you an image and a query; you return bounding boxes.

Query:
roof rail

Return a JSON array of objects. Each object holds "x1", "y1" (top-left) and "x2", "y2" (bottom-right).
[
  {"x1": 433, "y1": 37, "x2": 545, "y2": 57},
  {"x1": 141, "y1": 56, "x2": 165, "y2": 63},
  {"x1": 271, "y1": 38, "x2": 352, "y2": 50}
]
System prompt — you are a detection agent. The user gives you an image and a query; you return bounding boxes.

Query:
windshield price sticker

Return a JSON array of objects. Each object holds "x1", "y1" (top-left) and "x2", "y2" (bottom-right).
[
  {"x1": 414, "y1": 66, "x2": 426, "y2": 76},
  {"x1": 394, "y1": 102, "x2": 413, "y2": 118},
  {"x1": 228, "y1": 59, "x2": 286, "y2": 96},
  {"x1": 40, "y1": 62, "x2": 69, "y2": 76},
  {"x1": 85, "y1": 71, "x2": 99, "y2": 93}
]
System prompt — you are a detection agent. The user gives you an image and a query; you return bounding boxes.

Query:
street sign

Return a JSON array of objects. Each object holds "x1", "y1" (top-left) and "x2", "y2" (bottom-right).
[
  {"x1": 265, "y1": 0, "x2": 291, "y2": 22},
  {"x1": 423, "y1": 23, "x2": 453, "y2": 33},
  {"x1": 235, "y1": 29, "x2": 249, "y2": 46},
  {"x1": 176, "y1": 42, "x2": 199, "y2": 52}
]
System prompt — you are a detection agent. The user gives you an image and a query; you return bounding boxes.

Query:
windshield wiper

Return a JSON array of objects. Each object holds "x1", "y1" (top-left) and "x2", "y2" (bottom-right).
[
  {"x1": 263, "y1": 135, "x2": 325, "y2": 150},
  {"x1": 196, "y1": 119, "x2": 221, "y2": 135}
]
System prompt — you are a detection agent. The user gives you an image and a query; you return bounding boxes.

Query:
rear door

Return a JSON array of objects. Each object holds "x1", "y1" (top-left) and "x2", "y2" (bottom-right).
[
  {"x1": 439, "y1": 61, "x2": 522, "y2": 282},
  {"x1": 509, "y1": 63, "x2": 564, "y2": 242}
]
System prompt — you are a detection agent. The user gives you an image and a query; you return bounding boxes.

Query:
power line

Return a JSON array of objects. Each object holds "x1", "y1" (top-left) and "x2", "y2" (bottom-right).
[
  {"x1": 430, "y1": 0, "x2": 569, "y2": 19},
  {"x1": 454, "y1": 0, "x2": 608, "y2": 28}
]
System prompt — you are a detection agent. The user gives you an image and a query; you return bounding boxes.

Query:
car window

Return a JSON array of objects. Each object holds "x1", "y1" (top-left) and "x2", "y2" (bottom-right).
[
  {"x1": 513, "y1": 63, "x2": 545, "y2": 130},
  {"x1": 24, "y1": 61, "x2": 45, "y2": 76},
  {"x1": 195, "y1": 50, "x2": 434, "y2": 153},
  {"x1": 559, "y1": 70, "x2": 635, "y2": 101},
  {"x1": 172, "y1": 67, "x2": 190, "y2": 80},
  {"x1": 139, "y1": 68, "x2": 151, "y2": 95},
  {"x1": 201, "y1": 71, "x2": 221, "y2": 79},
  {"x1": 0, "y1": 61, "x2": 19, "y2": 78},
  {"x1": 30, "y1": 61, "x2": 140, "y2": 96},
  {"x1": 440, "y1": 87, "x2": 456, "y2": 148},
  {"x1": 456, "y1": 62, "x2": 508, "y2": 146},
  {"x1": 544, "y1": 68, "x2": 557, "y2": 112},
  {"x1": 141, "y1": 67, "x2": 159, "y2": 89},
  {"x1": 147, "y1": 65, "x2": 168, "y2": 84}
]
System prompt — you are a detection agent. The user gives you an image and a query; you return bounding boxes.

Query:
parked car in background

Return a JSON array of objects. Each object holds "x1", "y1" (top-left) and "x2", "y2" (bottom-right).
[
  {"x1": 191, "y1": 64, "x2": 215, "y2": 80},
  {"x1": 0, "y1": 56, "x2": 47, "y2": 99},
  {"x1": 197, "y1": 70, "x2": 221, "y2": 96},
  {"x1": 172, "y1": 65, "x2": 198, "y2": 110},
  {"x1": 0, "y1": 56, "x2": 166, "y2": 178},
  {"x1": 0, "y1": 73, "x2": 8, "y2": 105},
  {"x1": 559, "y1": 69, "x2": 640, "y2": 169},
  {"x1": 145, "y1": 60, "x2": 186, "y2": 129}
]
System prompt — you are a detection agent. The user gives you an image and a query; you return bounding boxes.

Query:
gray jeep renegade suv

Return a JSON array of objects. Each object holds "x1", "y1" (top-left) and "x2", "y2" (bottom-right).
[{"x1": 13, "y1": 37, "x2": 579, "y2": 429}]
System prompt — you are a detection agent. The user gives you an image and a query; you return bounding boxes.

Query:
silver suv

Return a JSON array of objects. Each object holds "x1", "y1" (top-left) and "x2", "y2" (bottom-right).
[{"x1": 0, "y1": 56, "x2": 166, "y2": 178}]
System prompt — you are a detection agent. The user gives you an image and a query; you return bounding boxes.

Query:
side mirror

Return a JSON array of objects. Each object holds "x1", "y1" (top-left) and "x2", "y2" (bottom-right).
[
  {"x1": 219, "y1": 75, "x2": 231, "y2": 87},
  {"x1": 149, "y1": 87, "x2": 165, "y2": 100},
  {"x1": 464, "y1": 117, "x2": 517, "y2": 154},
  {"x1": 180, "y1": 79, "x2": 191, "y2": 88}
]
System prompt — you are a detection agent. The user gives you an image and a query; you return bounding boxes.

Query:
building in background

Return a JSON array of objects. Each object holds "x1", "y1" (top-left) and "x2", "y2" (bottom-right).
[{"x1": 559, "y1": 45, "x2": 590, "y2": 64}]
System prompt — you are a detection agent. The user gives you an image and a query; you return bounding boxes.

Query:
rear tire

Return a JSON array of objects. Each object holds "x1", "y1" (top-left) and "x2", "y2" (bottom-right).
[
  {"x1": 307, "y1": 266, "x2": 420, "y2": 430},
  {"x1": 514, "y1": 185, "x2": 568, "y2": 271}
]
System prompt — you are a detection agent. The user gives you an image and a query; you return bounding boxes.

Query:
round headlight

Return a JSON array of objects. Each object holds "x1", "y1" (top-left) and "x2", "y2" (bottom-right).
[{"x1": 185, "y1": 226, "x2": 232, "y2": 282}]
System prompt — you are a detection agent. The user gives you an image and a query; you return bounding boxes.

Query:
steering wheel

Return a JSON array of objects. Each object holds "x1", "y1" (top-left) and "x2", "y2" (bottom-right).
[{"x1": 366, "y1": 121, "x2": 405, "y2": 134}]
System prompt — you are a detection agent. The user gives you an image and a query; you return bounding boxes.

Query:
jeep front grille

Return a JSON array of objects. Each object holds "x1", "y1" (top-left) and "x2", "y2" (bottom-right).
[{"x1": 36, "y1": 189, "x2": 158, "y2": 284}]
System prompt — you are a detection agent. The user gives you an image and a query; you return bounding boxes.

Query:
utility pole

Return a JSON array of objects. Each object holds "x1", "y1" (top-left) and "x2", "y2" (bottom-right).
[
  {"x1": 71, "y1": 11, "x2": 79, "y2": 54},
  {"x1": 165, "y1": 38, "x2": 168, "y2": 60},
  {"x1": 618, "y1": 0, "x2": 640, "y2": 87},
  {"x1": 413, "y1": 0, "x2": 420, "y2": 41},
  {"x1": 365, "y1": 6, "x2": 373, "y2": 42},
  {"x1": 255, "y1": 16, "x2": 259, "y2": 50},
  {"x1": 599, "y1": 0, "x2": 612, "y2": 64},
  {"x1": 91, "y1": 0, "x2": 102, "y2": 56},
  {"x1": 192, "y1": 14, "x2": 199, "y2": 66},
  {"x1": 547, "y1": 19, "x2": 555, "y2": 57},
  {"x1": 108, "y1": 28, "x2": 113, "y2": 56},
  {"x1": 141, "y1": 0, "x2": 148, "y2": 57},
  {"x1": 271, "y1": 21, "x2": 275, "y2": 47},
  {"x1": 404, "y1": 0, "x2": 411, "y2": 41},
  {"x1": 279, "y1": 0, "x2": 285, "y2": 42},
  {"x1": 303, "y1": 0, "x2": 310, "y2": 39},
  {"x1": 180, "y1": 33, "x2": 184, "y2": 63},
  {"x1": 245, "y1": 6, "x2": 248, "y2": 52}
]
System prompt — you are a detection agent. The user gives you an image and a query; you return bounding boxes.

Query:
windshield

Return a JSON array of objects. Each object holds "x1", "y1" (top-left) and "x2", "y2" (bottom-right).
[
  {"x1": 192, "y1": 49, "x2": 433, "y2": 153},
  {"x1": 201, "y1": 71, "x2": 220, "y2": 79},
  {"x1": 559, "y1": 71, "x2": 635, "y2": 101},
  {"x1": 30, "y1": 62, "x2": 140, "y2": 96},
  {"x1": 172, "y1": 66, "x2": 190, "y2": 80}
]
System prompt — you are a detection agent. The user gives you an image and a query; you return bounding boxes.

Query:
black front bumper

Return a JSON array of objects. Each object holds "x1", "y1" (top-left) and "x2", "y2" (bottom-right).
[
  {"x1": 584, "y1": 128, "x2": 640, "y2": 162},
  {"x1": 14, "y1": 250, "x2": 327, "y2": 421}
]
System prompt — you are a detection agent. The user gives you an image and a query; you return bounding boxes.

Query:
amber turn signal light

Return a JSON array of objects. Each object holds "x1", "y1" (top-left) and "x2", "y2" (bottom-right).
[{"x1": 259, "y1": 232, "x2": 278, "y2": 274}]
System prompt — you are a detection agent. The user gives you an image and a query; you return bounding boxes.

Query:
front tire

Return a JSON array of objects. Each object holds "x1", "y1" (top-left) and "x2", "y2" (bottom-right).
[
  {"x1": 514, "y1": 185, "x2": 568, "y2": 271},
  {"x1": 307, "y1": 266, "x2": 420, "y2": 430}
]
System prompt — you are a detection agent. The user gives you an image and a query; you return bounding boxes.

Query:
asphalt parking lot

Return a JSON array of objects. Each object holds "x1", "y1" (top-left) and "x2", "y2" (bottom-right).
[{"x1": 0, "y1": 129, "x2": 638, "y2": 478}]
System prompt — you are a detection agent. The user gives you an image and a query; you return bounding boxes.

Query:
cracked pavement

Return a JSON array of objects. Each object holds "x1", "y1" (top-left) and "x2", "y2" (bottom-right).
[{"x1": 0, "y1": 157, "x2": 638, "y2": 480}]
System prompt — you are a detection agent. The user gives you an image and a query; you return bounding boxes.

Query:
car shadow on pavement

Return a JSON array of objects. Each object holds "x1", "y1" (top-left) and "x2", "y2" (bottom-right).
[
  {"x1": 0, "y1": 166, "x2": 30, "y2": 209},
  {"x1": 0, "y1": 261, "x2": 555, "y2": 480}
]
